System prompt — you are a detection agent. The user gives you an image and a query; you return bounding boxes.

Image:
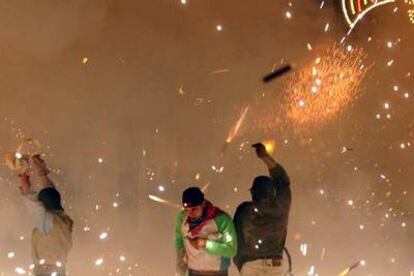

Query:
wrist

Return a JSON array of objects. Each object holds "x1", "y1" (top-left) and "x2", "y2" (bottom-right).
[{"x1": 261, "y1": 154, "x2": 271, "y2": 160}]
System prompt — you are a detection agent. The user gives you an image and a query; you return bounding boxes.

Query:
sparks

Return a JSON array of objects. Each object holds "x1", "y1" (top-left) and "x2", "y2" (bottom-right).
[
  {"x1": 283, "y1": 45, "x2": 368, "y2": 132},
  {"x1": 225, "y1": 105, "x2": 250, "y2": 144}
]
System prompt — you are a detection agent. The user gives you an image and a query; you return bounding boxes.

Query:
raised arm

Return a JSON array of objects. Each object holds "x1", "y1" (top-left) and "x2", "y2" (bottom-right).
[
  {"x1": 252, "y1": 143, "x2": 291, "y2": 212},
  {"x1": 31, "y1": 155, "x2": 54, "y2": 188},
  {"x1": 19, "y1": 155, "x2": 54, "y2": 235}
]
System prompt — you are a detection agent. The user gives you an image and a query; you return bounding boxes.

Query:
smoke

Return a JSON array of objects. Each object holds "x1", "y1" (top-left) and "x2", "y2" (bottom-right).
[{"x1": 0, "y1": 0, "x2": 412, "y2": 275}]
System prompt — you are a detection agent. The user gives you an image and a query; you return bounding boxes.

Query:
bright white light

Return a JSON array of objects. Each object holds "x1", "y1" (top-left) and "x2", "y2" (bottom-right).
[
  {"x1": 99, "y1": 232, "x2": 108, "y2": 240},
  {"x1": 216, "y1": 25, "x2": 223, "y2": 32},
  {"x1": 7, "y1": 252, "x2": 15, "y2": 258},
  {"x1": 15, "y1": 152, "x2": 23, "y2": 159},
  {"x1": 300, "y1": 243, "x2": 308, "y2": 256},
  {"x1": 158, "y1": 185, "x2": 165, "y2": 192},
  {"x1": 286, "y1": 11, "x2": 292, "y2": 18},
  {"x1": 95, "y1": 258, "x2": 104, "y2": 266},
  {"x1": 15, "y1": 268, "x2": 26, "y2": 274}
]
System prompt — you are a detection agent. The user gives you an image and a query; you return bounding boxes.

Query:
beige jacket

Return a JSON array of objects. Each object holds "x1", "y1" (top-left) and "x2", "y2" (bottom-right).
[{"x1": 31, "y1": 211, "x2": 73, "y2": 274}]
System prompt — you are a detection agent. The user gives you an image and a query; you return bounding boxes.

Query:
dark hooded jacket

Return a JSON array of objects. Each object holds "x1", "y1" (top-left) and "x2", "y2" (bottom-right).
[{"x1": 233, "y1": 164, "x2": 291, "y2": 271}]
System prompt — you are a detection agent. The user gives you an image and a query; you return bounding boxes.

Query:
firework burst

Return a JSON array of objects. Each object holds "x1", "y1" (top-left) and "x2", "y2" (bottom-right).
[{"x1": 284, "y1": 45, "x2": 368, "y2": 132}]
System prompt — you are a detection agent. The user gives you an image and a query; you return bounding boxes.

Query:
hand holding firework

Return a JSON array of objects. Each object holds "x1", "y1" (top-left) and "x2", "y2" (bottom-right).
[
  {"x1": 3, "y1": 138, "x2": 41, "y2": 174},
  {"x1": 31, "y1": 155, "x2": 50, "y2": 176},
  {"x1": 4, "y1": 152, "x2": 30, "y2": 174},
  {"x1": 252, "y1": 143, "x2": 269, "y2": 159}
]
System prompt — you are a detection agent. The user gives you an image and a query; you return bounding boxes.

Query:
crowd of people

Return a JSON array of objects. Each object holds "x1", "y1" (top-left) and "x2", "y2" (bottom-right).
[
  {"x1": 175, "y1": 143, "x2": 292, "y2": 276},
  {"x1": 11, "y1": 142, "x2": 291, "y2": 276}
]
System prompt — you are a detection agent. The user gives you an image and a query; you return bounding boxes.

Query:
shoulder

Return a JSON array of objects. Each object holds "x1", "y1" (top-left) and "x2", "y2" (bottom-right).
[
  {"x1": 214, "y1": 212, "x2": 235, "y2": 232},
  {"x1": 176, "y1": 210, "x2": 186, "y2": 223},
  {"x1": 236, "y1": 201, "x2": 253, "y2": 213},
  {"x1": 214, "y1": 211, "x2": 234, "y2": 226},
  {"x1": 216, "y1": 211, "x2": 232, "y2": 221}
]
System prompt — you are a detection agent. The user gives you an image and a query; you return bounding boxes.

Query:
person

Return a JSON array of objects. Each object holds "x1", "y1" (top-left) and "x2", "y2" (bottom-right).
[
  {"x1": 233, "y1": 143, "x2": 292, "y2": 275},
  {"x1": 175, "y1": 187, "x2": 237, "y2": 276},
  {"x1": 18, "y1": 155, "x2": 73, "y2": 276}
]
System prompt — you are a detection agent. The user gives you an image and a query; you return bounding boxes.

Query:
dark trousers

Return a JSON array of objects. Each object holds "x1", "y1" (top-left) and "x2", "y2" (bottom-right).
[{"x1": 189, "y1": 270, "x2": 228, "y2": 276}]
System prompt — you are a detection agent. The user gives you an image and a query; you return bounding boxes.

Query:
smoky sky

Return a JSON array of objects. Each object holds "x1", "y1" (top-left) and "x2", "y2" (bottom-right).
[{"x1": 0, "y1": 0, "x2": 413, "y2": 275}]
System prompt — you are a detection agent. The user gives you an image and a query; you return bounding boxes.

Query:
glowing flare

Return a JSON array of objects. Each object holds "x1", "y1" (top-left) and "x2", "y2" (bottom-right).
[
  {"x1": 148, "y1": 195, "x2": 181, "y2": 209},
  {"x1": 225, "y1": 105, "x2": 250, "y2": 143},
  {"x1": 263, "y1": 140, "x2": 276, "y2": 155}
]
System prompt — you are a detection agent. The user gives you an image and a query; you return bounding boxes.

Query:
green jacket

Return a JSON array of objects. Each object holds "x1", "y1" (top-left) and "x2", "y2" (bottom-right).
[{"x1": 175, "y1": 208, "x2": 237, "y2": 273}]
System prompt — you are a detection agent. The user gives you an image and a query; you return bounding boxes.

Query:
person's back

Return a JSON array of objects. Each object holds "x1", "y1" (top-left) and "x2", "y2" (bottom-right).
[
  {"x1": 32, "y1": 211, "x2": 73, "y2": 275},
  {"x1": 233, "y1": 143, "x2": 291, "y2": 275}
]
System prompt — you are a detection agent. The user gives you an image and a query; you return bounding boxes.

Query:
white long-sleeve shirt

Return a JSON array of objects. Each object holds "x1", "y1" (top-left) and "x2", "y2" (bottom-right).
[{"x1": 23, "y1": 193, "x2": 54, "y2": 235}]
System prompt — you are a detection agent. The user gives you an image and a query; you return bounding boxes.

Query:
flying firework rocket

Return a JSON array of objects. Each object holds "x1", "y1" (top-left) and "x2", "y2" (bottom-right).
[
  {"x1": 284, "y1": 44, "x2": 368, "y2": 133},
  {"x1": 201, "y1": 182, "x2": 211, "y2": 193},
  {"x1": 337, "y1": 260, "x2": 365, "y2": 276},
  {"x1": 149, "y1": 183, "x2": 210, "y2": 209},
  {"x1": 148, "y1": 195, "x2": 182, "y2": 209},
  {"x1": 222, "y1": 105, "x2": 250, "y2": 152},
  {"x1": 262, "y1": 65, "x2": 292, "y2": 83}
]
